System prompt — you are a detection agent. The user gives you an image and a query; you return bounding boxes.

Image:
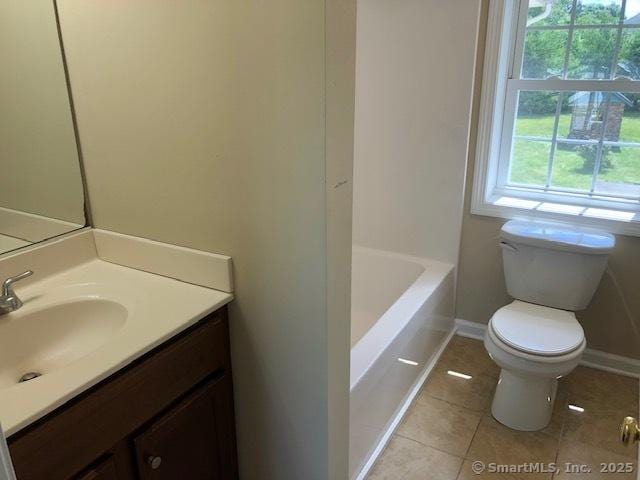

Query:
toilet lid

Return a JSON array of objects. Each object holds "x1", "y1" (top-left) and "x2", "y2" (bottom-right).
[{"x1": 491, "y1": 301, "x2": 584, "y2": 356}]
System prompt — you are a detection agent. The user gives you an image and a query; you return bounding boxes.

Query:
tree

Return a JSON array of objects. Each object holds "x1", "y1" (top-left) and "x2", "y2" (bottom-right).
[
  {"x1": 523, "y1": 0, "x2": 573, "y2": 79},
  {"x1": 525, "y1": 0, "x2": 623, "y2": 80},
  {"x1": 618, "y1": 30, "x2": 640, "y2": 91},
  {"x1": 568, "y1": 4, "x2": 621, "y2": 79}
]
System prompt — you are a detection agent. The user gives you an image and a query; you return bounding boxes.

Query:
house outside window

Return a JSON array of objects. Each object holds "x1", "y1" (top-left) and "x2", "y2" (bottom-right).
[{"x1": 472, "y1": 0, "x2": 640, "y2": 235}]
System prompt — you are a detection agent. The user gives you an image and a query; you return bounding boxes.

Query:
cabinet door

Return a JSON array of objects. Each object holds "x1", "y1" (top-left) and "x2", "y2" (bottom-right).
[
  {"x1": 75, "y1": 456, "x2": 119, "y2": 480},
  {"x1": 133, "y1": 375, "x2": 237, "y2": 480}
]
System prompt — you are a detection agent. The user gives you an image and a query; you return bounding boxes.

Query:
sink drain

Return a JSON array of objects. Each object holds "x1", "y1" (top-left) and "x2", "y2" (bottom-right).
[{"x1": 19, "y1": 372, "x2": 42, "y2": 383}]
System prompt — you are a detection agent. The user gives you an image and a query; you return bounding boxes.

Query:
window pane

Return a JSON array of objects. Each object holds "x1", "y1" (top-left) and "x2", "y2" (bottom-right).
[
  {"x1": 618, "y1": 93, "x2": 640, "y2": 142},
  {"x1": 593, "y1": 90, "x2": 640, "y2": 198},
  {"x1": 522, "y1": 30, "x2": 568, "y2": 78},
  {"x1": 515, "y1": 91, "x2": 560, "y2": 138},
  {"x1": 616, "y1": 29, "x2": 640, "y2": 80},
  {"x1": 508, "y1": 91, "x2": 640, "y2": 196},
  {"x1": 556, "y1": 98, "x2": 574, "y2": 139},
  {"x1": 551, "y1": 144, "x2": 597, "y2": 190},
  {"x1": 560, "y1": 91, "x2": 605, "y2": 141},
  {"x1": 551, "y1": 91, "x2": 640, "y2": 196},
  {"x1": 510, "y1": 91, "x2": 559, "y2": 187},
  {"x1": 527, "y1": 0, "x2": 572, "y2": 26},
  {"x1": 594, "y1": 147, "x2": 640, "y2": 196},
  {"x1": 567, "y1": 28, "x2": 617, "y2": 79},
  {"x1": 509, "y1": 140, "x2": 552, "y2": 186},
  {"x1": 575, "y1": 0, "x2": 622, "y2": 25},
  {"x1": 551, "y1": 91, "x2": 595, "y2": 191}
]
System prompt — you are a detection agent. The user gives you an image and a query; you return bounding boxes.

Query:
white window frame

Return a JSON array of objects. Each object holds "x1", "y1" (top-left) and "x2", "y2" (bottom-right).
[{"x1": 471, "y1": 0, "x2": 640, "y2": 236}]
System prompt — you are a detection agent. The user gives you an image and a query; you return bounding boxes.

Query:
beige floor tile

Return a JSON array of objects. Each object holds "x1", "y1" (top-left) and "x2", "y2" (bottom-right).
[
  {"x1": 397, "y1": 395, "x2": 482, "y2": 457},
  {"x1": 438, "y1": 336, "x2": 500, "y2": 379},
  {"x1": 554, "y1": 439, "x2": 637, "y2": 480},
  {"x1": 467, "y1": 417, "x2": 558, "y2": 480},
  {"x1": 561, "y1": 406, "x2": 638, "y2": 459},
  {"x1": 564, "y1": 366, "x2": 639, "y2": 413},
  {"x1": 372, "y1": 339, "x2": 640, "y2": 480},
  {"x1": 422, "y1": 364, "x2": 496, "y2": 413},
  {"x1": 367, "y1": 435, "x2": 463, "y2": 480}
]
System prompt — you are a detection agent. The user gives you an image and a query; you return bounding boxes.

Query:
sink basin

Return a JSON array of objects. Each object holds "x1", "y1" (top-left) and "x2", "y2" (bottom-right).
[{"x1": 0, "y1": 299, "x2": 127, "y2": 388}]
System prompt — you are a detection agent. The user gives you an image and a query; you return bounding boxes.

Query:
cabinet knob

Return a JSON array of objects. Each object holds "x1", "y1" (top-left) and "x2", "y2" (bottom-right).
[{"x1": 147, "y1": 455, "x2": 162, "y2": 470}]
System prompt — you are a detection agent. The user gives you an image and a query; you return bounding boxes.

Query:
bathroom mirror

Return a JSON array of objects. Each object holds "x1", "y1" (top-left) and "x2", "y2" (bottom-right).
[{"x1": 0, "y1": 0, "x2": 86, "y2": 255}]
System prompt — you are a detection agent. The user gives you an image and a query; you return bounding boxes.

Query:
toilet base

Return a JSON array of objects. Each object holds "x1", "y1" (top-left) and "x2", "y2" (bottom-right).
[{"x1": 491, "y1": 369, "x2": 557, "y2": 431}]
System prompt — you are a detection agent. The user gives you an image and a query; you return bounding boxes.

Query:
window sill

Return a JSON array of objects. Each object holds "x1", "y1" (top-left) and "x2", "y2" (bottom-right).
[{"x1": 471, "y1": 195, "x2": 640, "y2": 237}]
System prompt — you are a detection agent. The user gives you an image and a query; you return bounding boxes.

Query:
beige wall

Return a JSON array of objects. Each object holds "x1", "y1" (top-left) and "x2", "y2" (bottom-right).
[
  {"x1": 457, "y1": 0, "x2": 640, "y2": 360},
  {"x1": 352, "y1": 0, "x2": 481, "y2": 264},
  {"x1": 57, "y1": 1, "x2": 354, "y2": 479},
  {"x1": 0, "y1": 0, "x2": 85, "y2": 225}
]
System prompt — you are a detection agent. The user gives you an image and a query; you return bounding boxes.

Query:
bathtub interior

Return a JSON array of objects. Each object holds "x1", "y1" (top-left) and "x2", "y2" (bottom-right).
[
  {"x1": 351, "y1": 247, "x2": 425, "y2": 346},
  {"x1": 349, "y1": 246, "x2": 455, "y2": 479}
]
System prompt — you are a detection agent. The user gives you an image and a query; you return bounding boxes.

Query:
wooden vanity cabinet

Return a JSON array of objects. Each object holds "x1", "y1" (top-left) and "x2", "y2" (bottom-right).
[
  {"x1": 75, "y1": 456, "x2": 119, "y2": 480},
  {"x1": 132, "y1": 375, "x2": 235, "y2": 480},
  {"x1": 7, "y1": 306, "x2": 238, "y2": 480}
]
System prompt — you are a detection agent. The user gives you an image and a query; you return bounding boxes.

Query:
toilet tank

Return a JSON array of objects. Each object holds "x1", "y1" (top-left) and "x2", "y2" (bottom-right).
[{"x1": 500, "y1": 220, "x2": 615, "y2": 311}]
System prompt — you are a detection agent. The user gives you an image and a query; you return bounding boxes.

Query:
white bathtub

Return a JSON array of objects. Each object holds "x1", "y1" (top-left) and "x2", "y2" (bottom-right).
[{"x1": 349, "y1": 246, "x2": 455, "y2": 479}]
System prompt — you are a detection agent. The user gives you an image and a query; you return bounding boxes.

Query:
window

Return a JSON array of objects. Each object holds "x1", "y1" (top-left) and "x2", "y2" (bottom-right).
[{"x1": 472, "y1": 0, "x2": 640, "y2": 234}]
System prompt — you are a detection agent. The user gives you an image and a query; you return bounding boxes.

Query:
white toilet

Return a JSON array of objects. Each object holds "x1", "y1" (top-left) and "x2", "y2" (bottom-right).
[{"x1": 484, "y1": 220, "x2": 615, "y2": 431}]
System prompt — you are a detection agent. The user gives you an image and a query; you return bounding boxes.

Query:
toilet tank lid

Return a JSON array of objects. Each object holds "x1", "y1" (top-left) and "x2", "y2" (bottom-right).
[{"x1": 501, "y1": 220, "x2": 615, "y2": 254}]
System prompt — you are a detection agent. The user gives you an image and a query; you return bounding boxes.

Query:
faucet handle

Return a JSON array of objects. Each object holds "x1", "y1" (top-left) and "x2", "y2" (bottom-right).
[{"x1": 2, "y1": 270, "x2": 33, "y2": 296}]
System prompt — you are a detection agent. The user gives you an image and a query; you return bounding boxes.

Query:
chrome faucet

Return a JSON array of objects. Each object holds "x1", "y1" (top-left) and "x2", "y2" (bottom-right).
[{"x1": 0, "y1": 271, "x2": 33, "y2": 315}]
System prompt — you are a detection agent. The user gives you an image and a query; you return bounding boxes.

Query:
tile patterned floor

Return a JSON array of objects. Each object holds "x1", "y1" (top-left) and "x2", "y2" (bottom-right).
[{"x1": 367, "y1": 336, "x2": 639, "y2": 480}]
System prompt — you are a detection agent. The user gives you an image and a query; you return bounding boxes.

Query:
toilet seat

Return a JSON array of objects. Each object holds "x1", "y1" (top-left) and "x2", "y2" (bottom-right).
[{"x1": 490, "y1": 301, "x2": 584, "y2": 357}]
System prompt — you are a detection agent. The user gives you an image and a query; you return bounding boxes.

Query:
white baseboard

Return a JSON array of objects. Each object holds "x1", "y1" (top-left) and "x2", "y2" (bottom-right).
[
  {"x1": 455, "y1": 318, "x2": 640, "y2": 379},
  {"x1": 580, "y1": 349, "x2": 640, "y2": 379},
  {"x1": 354, "y1": 327, "x2": 457, "y2": 480},
  {"x1": 454, "y1": 318, "x2": 486, "y2": 341}
]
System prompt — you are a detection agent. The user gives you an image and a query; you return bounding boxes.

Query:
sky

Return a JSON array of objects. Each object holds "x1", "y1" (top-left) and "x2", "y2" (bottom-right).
[{"x1": 623, "y1": 0, "x2": 640, "y2": 18}]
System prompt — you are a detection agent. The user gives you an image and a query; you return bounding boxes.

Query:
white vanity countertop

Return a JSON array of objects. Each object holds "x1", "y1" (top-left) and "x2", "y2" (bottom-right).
[{"x1": 0, "y1": 258, "x2": 233, "y2": 437}]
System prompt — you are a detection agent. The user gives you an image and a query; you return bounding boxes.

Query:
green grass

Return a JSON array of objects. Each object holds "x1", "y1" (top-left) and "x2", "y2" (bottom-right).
[{"x1": 511, "y1": 113, "x2": 640, "y2": 191}]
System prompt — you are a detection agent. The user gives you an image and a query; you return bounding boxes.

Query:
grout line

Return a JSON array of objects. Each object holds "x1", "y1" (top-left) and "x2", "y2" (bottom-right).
[
  {"x1": 454, "y1": 456, "x2": 466, "y2": 480},
  {"x1": 424, "y1": 337, "x2": 494, "y2": 461},
  {"x1": 424, "y1": 392, "x2": 489, "y2": 417},
  {"x1": 420, "y1": 368, "x2": 493, "y2": 415},
  {"x1": 392, "y1": 339, "x2": 486, "y2": 466},
  {"x1": 393, "y1": 431, "x2": 466, "y2": 461},
  {"x1": 463, "y1": 412, "x2": 484, "y2": 461},
  {"x1": 390, "y1": 433, "x2": 468, "y2": 480},
  {"x1": 551, "y1": 396, "x2": 568, "y2": 480}
]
